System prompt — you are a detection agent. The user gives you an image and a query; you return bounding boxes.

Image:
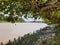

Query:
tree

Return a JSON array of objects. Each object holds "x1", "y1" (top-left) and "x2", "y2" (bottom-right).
[
  {"x1": 1, "y1": 42, "x2": 3, "y2": 45},
  {"x1": 6, "y1": 40, "x2": 12, "y2": 45},
  {"x1": 0, "y1": 0, "x2": 60, "y2": 25},
  {"x1": 17, "y1": 37, "x2": 21, "y2": 45}
]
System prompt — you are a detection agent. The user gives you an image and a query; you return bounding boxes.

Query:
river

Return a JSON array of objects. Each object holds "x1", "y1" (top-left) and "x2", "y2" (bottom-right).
[{"x1": 0, "y1": 23, "x2": 47, "y2": 44}]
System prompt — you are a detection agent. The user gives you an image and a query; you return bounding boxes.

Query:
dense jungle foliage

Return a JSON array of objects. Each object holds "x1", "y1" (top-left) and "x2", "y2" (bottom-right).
[{"x1": 0, "y1": 0, "x2": 60, "y2": 24}]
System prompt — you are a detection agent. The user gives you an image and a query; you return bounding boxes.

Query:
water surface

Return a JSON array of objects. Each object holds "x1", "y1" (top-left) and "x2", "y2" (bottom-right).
[{"x1": 0, "y1": 23, "x2": 47, "y2": 43}]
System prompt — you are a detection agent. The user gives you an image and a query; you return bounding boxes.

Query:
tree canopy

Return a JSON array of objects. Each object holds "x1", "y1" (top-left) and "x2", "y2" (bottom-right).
[{"x1": 0, "y1": 0, "x2": 60, "y2": 24}]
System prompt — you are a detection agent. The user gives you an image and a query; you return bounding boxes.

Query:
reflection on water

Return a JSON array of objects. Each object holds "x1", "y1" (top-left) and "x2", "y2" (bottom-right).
[{"x1": 0, "y1": 23, "x2": 47, "y2": 43}]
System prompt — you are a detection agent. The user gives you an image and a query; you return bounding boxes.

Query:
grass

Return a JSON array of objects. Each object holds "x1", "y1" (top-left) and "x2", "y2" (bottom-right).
[{"x1": 0, "y1": 20, "x2": 9, "y2": 23}]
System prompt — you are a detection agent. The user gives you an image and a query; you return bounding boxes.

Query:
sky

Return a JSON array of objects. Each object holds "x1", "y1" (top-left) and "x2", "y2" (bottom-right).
[{"x1": 0, "y1": 23, "x2": 47, "y2": 44}]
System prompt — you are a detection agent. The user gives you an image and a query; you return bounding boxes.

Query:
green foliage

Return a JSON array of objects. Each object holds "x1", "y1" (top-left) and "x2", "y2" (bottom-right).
[
  {"x1": 6, "y1": 40, "x2": 12, "y2": 45},
  {"x1": 0, "y1": 0, "x2": 60, "y2": 23},
  {"x1": 41, "y1": 0, "x2": 47, "y2": 3},
  {"x1": 43, "y1": 18, "x2": 52, "y2": 24},
  {"x1": 52, "y1": 9, "x2": 60, "y2": 19}
]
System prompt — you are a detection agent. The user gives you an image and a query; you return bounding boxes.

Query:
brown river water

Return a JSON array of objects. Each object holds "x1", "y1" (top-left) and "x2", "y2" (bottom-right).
[{"x1": 0, "y1": 23, "x2": 47, "y2": 44}]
